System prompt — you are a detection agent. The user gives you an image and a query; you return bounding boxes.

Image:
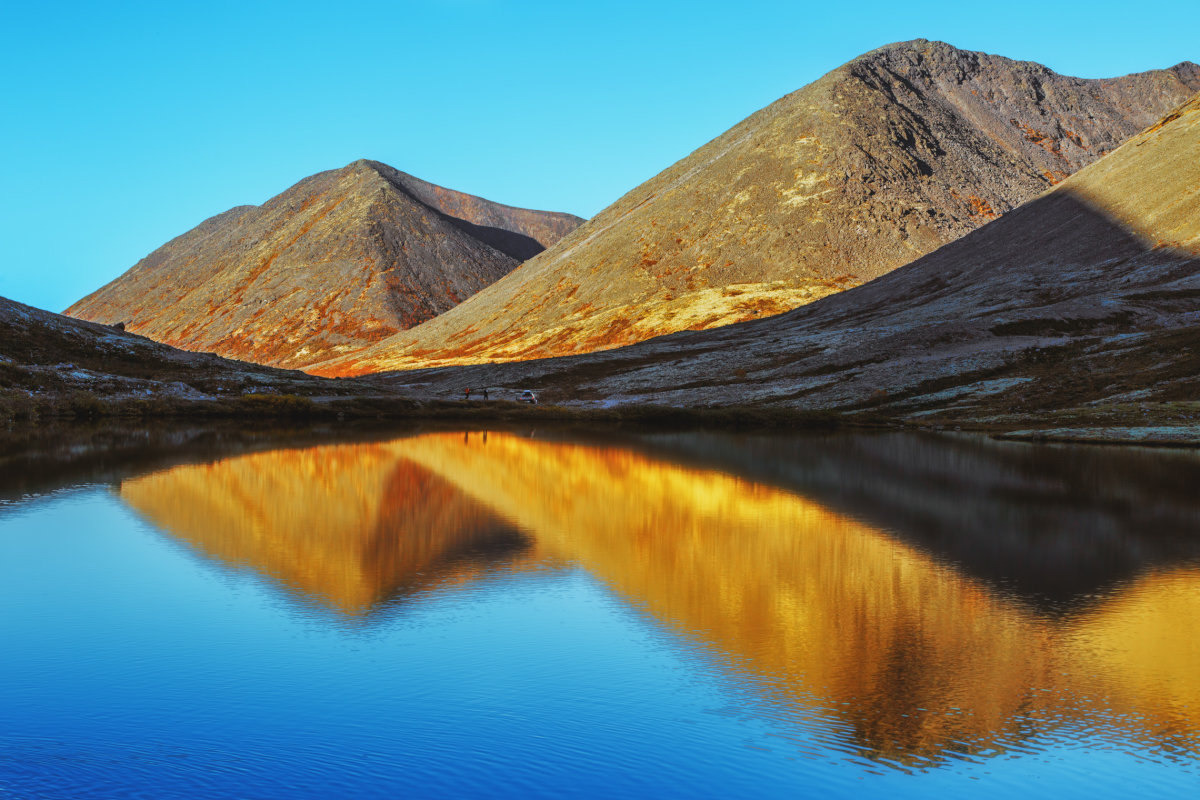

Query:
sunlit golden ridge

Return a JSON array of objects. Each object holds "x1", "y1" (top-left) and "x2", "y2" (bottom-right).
[{"x1": 120, "y1": 432, "x2": 1200, "y2": 765}]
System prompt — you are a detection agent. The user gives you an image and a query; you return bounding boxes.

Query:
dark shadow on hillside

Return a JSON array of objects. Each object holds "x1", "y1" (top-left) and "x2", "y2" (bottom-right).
[
  {"x1": 372, "y1": 163, "x2": 551, "y2": 262},
  {"x1": 812, "y1": 183, "x2": 1198, "y2": 338},
  {"x1": 440, "y1": 216, "x2": 547, "y2": 261}
]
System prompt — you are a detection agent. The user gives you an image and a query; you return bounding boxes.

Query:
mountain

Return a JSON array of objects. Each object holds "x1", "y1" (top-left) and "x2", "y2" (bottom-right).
[
  {"x1": 316, "y1": 41, "x2": 1200, "y2": 376},
  {"x1": 364, "y1": 90, "x2": 1200, "y2": 430},
  {"x1": 65, "y1": 161, "x2": 583, "y2": 370}
]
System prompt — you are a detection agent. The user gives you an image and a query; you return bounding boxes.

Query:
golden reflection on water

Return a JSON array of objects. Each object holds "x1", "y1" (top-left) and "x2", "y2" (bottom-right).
[
  {"x1": 122, "y1": 442, "x2": 535, "y2": 614},
  {"x1": 119, "y1": 431, "x2": 1200, "y2": 766}
]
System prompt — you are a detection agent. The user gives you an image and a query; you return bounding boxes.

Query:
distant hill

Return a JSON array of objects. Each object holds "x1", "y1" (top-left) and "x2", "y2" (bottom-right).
[
  {"x1": 318, "y1": 40, "x2": 1200, "y2": 376},
  {"x1": 65, "y1": 161, "x2": 583, "y2": 370},
  {"x1": 369, "y1": 90, "x2": 1200, "y2": 427}
]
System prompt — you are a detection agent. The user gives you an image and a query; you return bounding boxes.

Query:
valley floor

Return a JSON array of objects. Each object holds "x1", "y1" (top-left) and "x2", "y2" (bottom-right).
[{"x1": 7, "y1": 383, "x2": 1200, "y2": 449}]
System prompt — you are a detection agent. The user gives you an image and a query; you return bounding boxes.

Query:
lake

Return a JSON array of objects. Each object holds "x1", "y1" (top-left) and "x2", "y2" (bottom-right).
[{"x1": 2, "y1": 426, "x2": 1199, "y2": 798}]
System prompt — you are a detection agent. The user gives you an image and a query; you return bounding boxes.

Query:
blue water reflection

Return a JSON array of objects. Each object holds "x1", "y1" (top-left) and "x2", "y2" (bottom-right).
[{"x1": 2, "y1": 430, "x2": 1198, "y2": 798}]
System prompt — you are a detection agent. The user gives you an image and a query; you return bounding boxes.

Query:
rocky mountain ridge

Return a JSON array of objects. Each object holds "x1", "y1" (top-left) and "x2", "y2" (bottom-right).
[
  {"x1": 66, "y1": 161, "x2": 583, "y2": 370},
  {"x1": 317, "y1": 40, "x2": 1200, "y2": 376}
]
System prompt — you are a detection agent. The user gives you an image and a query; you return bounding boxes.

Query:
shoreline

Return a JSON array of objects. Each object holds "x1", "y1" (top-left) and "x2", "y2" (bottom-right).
[{"x1": 5, "y1": 389, "x2": 1200, "y2": 449}]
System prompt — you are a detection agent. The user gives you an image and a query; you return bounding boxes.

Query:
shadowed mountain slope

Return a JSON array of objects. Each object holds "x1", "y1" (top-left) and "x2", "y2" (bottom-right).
[
  {"x1": 65, "y1": 161, "x2": 583, "y2": 370},
  {"x1": 1, "y1": 295, "x2": 359, "y2": 399},
  {"x1": 316, "y1": 41, "x2": 1200, "y2": 376},
  {"x1": 365, "y1": 90, "x2": 1200, "y2": 424}
]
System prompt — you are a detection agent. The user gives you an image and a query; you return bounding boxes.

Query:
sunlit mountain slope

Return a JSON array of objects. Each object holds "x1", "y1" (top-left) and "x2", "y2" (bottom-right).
[
  {"x1": 67, "y1": 161, "x2": 583, "y2": 370},
  {"x1": 314, "y1": 42, "x2": 1199, "y2": 375},
  {"x1": 374, "y1": 90, "x2": 1200, "y2": 424}
]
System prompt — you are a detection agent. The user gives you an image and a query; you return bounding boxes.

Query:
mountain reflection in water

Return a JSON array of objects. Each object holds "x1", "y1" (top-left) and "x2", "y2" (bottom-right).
[
  {"x1": 121, "y1": 441, "x2": 539, "y2": 615},
  {"x1": 118, "y1": 431, "x2": 1200, "y2": 769}
]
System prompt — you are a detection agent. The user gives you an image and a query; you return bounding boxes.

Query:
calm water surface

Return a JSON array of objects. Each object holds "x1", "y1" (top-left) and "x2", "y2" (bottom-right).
[{"x1": 2, "y1": 428, "x2": 1199, "y2": 798}]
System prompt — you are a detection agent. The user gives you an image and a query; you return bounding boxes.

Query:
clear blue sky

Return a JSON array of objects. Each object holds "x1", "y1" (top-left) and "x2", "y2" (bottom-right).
[{"x1": 2, "y1": 0, "x2": 1197, "y2": 312}]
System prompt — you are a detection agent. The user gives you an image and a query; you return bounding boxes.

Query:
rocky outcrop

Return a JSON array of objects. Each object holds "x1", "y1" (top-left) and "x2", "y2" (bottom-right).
[
  {"x1": 317, "y1": 41, "x2": 1200, "y2": 376},
  {"x1": 65, "y1": 161, "x2": 583, "y2": 370}
]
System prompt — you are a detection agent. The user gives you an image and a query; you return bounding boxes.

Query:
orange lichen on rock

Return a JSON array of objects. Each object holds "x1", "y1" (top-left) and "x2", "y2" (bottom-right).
[{"x1": 967, "y1": 195, "x2": 998, "y2": 219}]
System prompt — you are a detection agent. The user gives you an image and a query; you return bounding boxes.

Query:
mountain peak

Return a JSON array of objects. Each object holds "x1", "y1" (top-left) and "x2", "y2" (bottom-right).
[
  {"x1": 330, "y1": 158, "x2": 584, "y2": 254},
  {"x1": 65, "y1": 162, "x2": 583, "y2": 370},
  {"x1": 856, "y1": 38, "x2": 940, "y2": 56},
  {"x1": 1170, "y1": 61, "x2": 1200, "y2": 81},
  {"x1": 843, "y1": 38, "x2": 1057, "y2": 82},
  {"x1": 850, "y1": 39, "x2": 985, "y2": 63},
  {"x1": 343, "y1": 158, "x2": 391, "y2": 177}
]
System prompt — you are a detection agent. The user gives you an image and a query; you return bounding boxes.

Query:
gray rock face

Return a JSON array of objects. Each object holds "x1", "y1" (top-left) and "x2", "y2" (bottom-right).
[
  {"x1": 318, "y1": 41, "x2": 1200, "y2": 376},
  {"x1": 65, "y1": 161, "x2": 583, "y2": 370}
]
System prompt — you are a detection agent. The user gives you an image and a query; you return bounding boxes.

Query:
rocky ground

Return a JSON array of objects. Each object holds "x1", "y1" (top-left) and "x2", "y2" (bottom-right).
[{"x1": 0, "y1": 294, "x2": 411, "y2": 420}]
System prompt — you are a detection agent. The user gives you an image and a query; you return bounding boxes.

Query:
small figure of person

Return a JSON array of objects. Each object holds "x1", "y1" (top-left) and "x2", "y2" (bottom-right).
[
  {"x1": 483, "y1": 388, "x2": 490, "y2": 401},
  {"x1": 464, "y1": 387, "x2": 472, "y2": 401}
]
